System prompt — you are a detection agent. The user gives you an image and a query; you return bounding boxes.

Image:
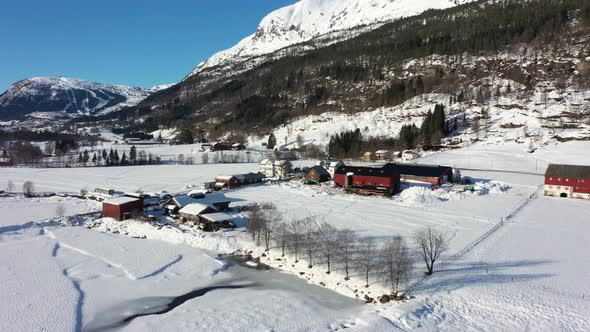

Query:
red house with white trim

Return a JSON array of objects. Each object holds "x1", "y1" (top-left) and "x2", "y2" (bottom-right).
[{"x1": 544, "y1": 164, "x2": 590, "y2": 200}]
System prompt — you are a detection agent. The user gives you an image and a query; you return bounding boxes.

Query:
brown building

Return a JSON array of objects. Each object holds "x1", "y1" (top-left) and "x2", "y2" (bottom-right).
[
  {"x1": 304, "y1": 166, "x2": 331, "y2": 183},
  {"x1": 102, "y1": 197, "x2": 143, "y2": 221},
  {"x1": 215, "y1": 175, "x2": 240, "y2": 189}
]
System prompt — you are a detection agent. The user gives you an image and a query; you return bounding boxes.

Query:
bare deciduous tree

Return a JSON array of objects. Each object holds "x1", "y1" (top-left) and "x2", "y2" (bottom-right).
[
  {"x1": 273, "y1": 220, "x2": 290, "y2": 257},
  {"x1": 56, "y1": 204, "x2": 66, "y2": 220},
  {"x1": 301, "y1": 217, "x2": 319, "y2": 268},
  {"x1": 246, "y1": 203, "x2": 264, "y2": 244},
  {"x1": 6, "y1": 180, "x2": 15, "y2": 193},
  {"x1": 336, "y1": 229, "x2": 357, "y2": 280},
  {"x1": 22, "y1": 181, "x2": 34, "y2": 198},
  {"x1": 288, "y1": 219, "x2": 304, "y2": 262},
  {"x1": 414, "y1": 227, "x2": 449, "y2": 275},
  {"x1": 317, "y1": 221, "x2": 338, "y2": 274},
  {"x1": 381, "y1": 236, "x2": 413, "y2": 294},
  {"x1": 356, "y1": 236, "x2": 378, "y2": 287},
  {"x1": 261, "y1": 203, "x2": 280, "y2": 251}
]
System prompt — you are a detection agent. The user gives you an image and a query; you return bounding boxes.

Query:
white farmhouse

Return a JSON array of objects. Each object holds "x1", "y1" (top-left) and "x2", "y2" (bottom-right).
[{"x1": 259, "y1": 159, "x2": 293, "y2": 179}]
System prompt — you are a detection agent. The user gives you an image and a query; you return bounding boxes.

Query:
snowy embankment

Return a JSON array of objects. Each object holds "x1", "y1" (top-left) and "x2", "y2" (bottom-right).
[
  {"x1": 380, "y1": 196, "x2": 590, "y2": 331},
  {"x1": 1, "y1": 196, "x2": 392, "y2": 331}
]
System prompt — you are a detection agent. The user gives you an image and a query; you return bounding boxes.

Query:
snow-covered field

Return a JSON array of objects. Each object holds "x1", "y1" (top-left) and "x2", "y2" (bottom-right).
[{"x1": 1, "y1": 142, "x2": 589, "y2": 331}]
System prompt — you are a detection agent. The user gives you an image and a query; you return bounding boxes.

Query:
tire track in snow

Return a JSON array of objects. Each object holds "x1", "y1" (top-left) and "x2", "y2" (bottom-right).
[
  {"x1": 44, "y1": 229, "x2": 137, "y2": 280},
  {"x1": 51, "y1": 243, "x2": 85, "y2": 332}
]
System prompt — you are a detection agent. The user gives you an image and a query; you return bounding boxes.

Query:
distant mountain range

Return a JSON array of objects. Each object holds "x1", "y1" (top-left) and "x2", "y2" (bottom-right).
[{"x1": 0, "y1": 77, "x2": 170, "y2": 121}]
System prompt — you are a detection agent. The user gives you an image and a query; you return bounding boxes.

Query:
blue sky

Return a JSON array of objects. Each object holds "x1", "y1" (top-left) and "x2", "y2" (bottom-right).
[{"x1": 0, "y1": 0, "x2": 298, "y2": 92}]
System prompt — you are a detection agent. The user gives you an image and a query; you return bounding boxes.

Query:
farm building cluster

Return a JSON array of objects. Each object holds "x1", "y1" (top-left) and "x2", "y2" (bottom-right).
[
  {"x1": 94, "y1": 158, "x2": 590, "y2": 232},
  {"x1": 361, "y1": 150, "x2": 421, "y2": 162}
]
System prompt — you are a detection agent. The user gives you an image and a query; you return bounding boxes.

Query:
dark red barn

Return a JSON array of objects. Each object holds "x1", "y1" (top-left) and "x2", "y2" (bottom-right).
[
  {"x1": 544, "y1": 164, "x2": 590, "y2": 200},
  {"x1": 395, "y1": 164, "x2": 454, "y2": 187},
  {"x1": 102, "y1": 197, "x2": 143, "y2": 221},
  {"x1": 334, "y1": 163, "x2": 400, "y2": 196}
]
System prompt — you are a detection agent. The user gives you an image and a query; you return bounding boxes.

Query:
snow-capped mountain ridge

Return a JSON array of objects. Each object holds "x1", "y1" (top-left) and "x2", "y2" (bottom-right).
[
  {"x1": 189, "y1": 0, "x2": 473, "y2": 77},
  {"x1": 0, "y1": 77, "x2": 166, "y2": 121}
]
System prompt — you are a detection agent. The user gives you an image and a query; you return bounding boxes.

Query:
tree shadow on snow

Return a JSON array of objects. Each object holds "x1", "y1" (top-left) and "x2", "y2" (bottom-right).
[{"x1": 414, "y1": 259, "x2": 555, "y2": 293}]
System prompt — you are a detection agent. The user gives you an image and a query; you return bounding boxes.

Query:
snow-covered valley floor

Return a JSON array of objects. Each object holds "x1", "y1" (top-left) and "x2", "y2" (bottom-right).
[{"x1": 1, "y1": 142, "x2": 590, "y2": 331}]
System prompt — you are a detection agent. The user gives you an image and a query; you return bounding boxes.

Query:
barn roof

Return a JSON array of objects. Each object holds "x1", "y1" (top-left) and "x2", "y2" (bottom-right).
[
  {"x1": 103, "y1": 196, "x2": 141, "y2": 206},
  {"x1": 216, "y1": 175, "x2": 236, "y2": 181},
  {"x1": 394, "y1": 164, "x2": 452, "y2": 178},
  {"x1": 172, "y1": 193, "x2": 230, "y2": 208},
  {"x1": 545, "y1": 164, "x2": 590, "y2": 179},
  {"x1": 306, "y1": 165, "x2": 330, "y2": 177},
  {"x1": 335, "y1": 164, "x2": 398, "y2": 177},
  {"x1": 235, "y1": 173, "x2": 265, "y2": 181}
]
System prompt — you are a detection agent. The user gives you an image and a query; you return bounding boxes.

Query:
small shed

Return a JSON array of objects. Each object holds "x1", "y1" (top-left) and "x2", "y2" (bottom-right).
[
  {"x1": 402, "y1": 150, "x2": 420, "y2": 161},
  {"x1": 199, "y1": 212, "x2": 236, "y2": 231},
  {"x1": 95, "y1": 187, "x2": 115, "y2": 195},
  {"x1": 102, "y1": 197, "x2": 143, "y2": 221},
  {"x1": 304, "y1": 166, "x2": 331, "y2": 183},
  {"x1": 362, "y1": 152, "x2": 376, "y2": 162},
  {"x1": 215, "y1": 175, "x2": 240, "y2": 189},
  {"x1": 328, "y1": 160, "x2": 345, "y2": 177},
  {"x1": 235, "y1": 172, "x2": 265, "y2": 185},
  {"x1": 178, "y1": 203, "x2": 218, "y2": 225},
  {"x1": 375, "y1": 150, "x2": 391, "y2": 160}
]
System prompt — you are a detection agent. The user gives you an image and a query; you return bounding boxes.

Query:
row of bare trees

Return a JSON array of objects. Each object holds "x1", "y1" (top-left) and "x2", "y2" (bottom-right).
[{"x1": 247, "y1": 203, "x2": 449, "y2": 294}]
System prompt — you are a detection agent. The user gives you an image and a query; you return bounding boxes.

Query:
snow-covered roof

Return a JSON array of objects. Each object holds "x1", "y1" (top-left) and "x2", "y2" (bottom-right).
[
  {"x1": 199, "y1": 212, "x2": 234, "y2": 223},
  {"x1": 103, "y1": 196, "x2": 141, "y2": 206},
  {"x1": 329, "y1": 161, "x2": 343, "y2": 167},
  {"x1": 363, "y1": 152, "x2": 374, "y2": 156},
  {"x1": 172, "y1": 193, "x2": 230, "y2": 208},
  {"x1": 179, "y1": 203, "x2": 213, "y2": 216},
  {"x1": 260, "y1": 159, "x2": 270, "y2": 165},
  {"x1": 376, "y1": 150, "x2": 390, "y2": 154},
  {"x1": 216, "y1": 175, "x2": 235, "y2": 181}
]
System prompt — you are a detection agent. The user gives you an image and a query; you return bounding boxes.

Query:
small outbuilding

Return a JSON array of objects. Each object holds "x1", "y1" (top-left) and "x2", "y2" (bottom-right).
[
  {"x1": 328, "y1": 160, "x2": 345, "y2": 177},
  {"x1": 178, "y1": 203, "x2": 218, "y2": 225},
  {"x1": 102, "y1": 197, "x2": 143, "y2": 221},
  {"x1": 375, "y1": 150, "x2": 391, "y2": 160},
  {"x1": 215, "y1": 175, "x2": 240, "y2": 189},
  {"x1": 304, "y1": 166, "x2": 331, "y2": 183},
  {"x1": 402, "y1": 150, "x2": 420, "y2": 161},
  {"x1": 362, "y1": 152, "x2": 376, "y2": 162},
  {"x1": 235, "y1": 172, "x2": 266, "y2": 185},
  {"x1": 199, "y1": 212, "x2": 236, "y2": 231}
]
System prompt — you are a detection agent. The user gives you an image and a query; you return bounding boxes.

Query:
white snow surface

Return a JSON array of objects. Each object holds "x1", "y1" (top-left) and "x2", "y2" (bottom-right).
[
  {"x1": 190, "y1": 0, "x2": 472, "y2": 76},
  {"x1": 1, "y1": 142, "x2": 590, "y2": 331}
]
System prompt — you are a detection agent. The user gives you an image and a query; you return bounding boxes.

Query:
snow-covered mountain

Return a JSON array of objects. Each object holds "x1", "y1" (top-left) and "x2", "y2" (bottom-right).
[
  {"x1": 0, "y1": 77, "x2": 161, "y2": 120},
  {"x1": 189, "y1": 0, "x2": 471, "y2": 76}
]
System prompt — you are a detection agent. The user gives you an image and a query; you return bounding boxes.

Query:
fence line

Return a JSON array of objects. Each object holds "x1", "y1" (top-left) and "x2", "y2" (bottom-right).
[{"x1": 406, "y1": 184, "x2": 542, "y2": 294}]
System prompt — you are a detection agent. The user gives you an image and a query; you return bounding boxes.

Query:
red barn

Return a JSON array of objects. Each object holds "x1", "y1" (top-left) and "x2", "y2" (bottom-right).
[
  {"x1": 102, "y1": 197, "x2": 143, "y2": 221},
  {"x1": 544, "y1": 164, "x2": 590, "y2": 200},
  {"x1": 395, "y1": 164, "x2": 454, "y2": 187},
  {"x1": 334, "y1": 163, "x2": 400, "y2": 196},
  {"x1": 215, "y1": 175, "x2": 240, "y2": 190}
]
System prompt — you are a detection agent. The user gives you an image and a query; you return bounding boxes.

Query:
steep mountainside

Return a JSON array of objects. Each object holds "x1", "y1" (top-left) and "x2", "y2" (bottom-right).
[
  {"x1": 0, "y1": 77, "x2": 157, "y2": 121},
  {"x1": 189, "y1": 0, "x2": 471, "y2": 77}
]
